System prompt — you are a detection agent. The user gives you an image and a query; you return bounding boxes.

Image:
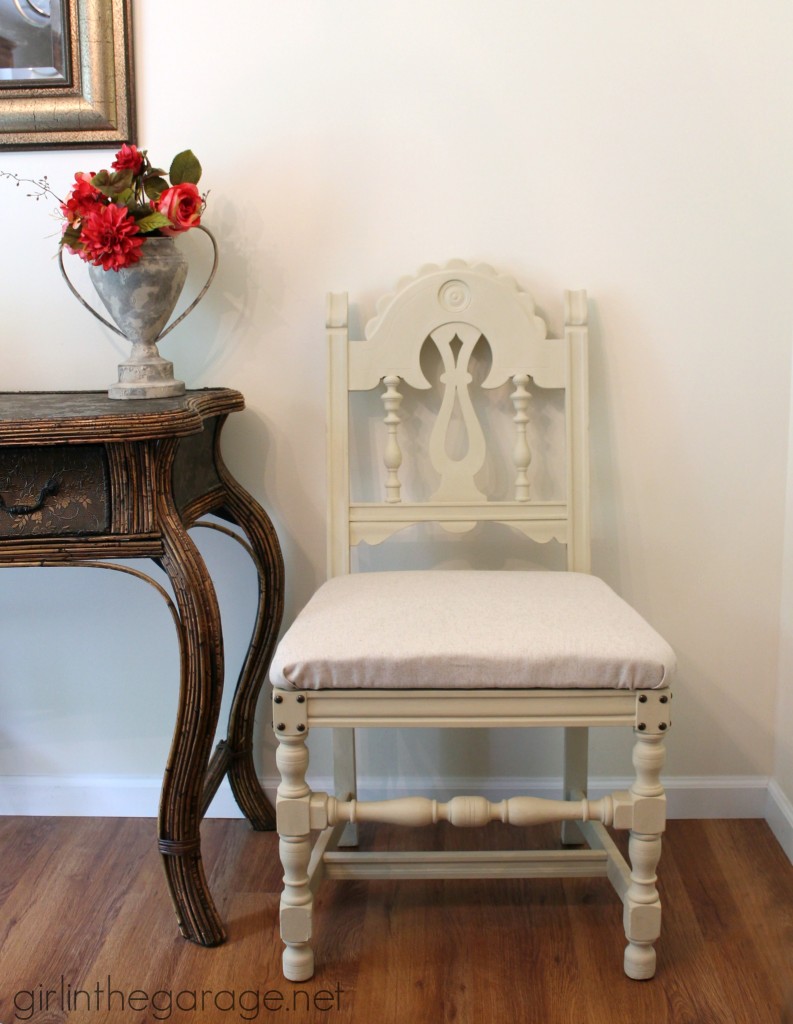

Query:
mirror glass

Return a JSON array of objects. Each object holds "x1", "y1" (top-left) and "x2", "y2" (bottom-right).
[{"x1": 0, "y1": 0, "x2": 69, "y2": 86}]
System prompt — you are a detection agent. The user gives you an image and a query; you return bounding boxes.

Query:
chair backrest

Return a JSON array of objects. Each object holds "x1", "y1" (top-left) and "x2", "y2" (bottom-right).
[{"x1": 326, "y1": 260, "x2": 590, "y2": 577}]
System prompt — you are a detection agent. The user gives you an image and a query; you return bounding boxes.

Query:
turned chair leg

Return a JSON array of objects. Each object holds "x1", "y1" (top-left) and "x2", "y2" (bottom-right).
[
  {"x1": 562, "y1": 726, "x2": 589, "y2": 845},
  {"x1": 333, "y1": 727, "x2": 359, "y2": 847},
  {"x1": 623, "y1": 731, "x2": 666, "y2": 980},
  {"x1": 275, "y1": 722, "x2": 315, "y2": 981}
]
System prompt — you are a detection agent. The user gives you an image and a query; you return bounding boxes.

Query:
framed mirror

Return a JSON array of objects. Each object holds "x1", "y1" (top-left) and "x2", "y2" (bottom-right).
[{"x1": 0, "y1": 0, "x2": 135, "y2": 149}]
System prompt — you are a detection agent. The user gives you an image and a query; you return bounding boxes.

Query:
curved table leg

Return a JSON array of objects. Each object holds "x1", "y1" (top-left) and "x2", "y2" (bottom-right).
[
  {"x1": 213, "y1": 455, "x2": 285, "y2": 830},
  {"x1": 157, "y1": 485, "x2": 228, "y2": 947}
]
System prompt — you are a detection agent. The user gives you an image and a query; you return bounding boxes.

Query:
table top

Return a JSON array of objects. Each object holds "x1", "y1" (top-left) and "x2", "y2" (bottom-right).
[{"x1": 0, "y1": 388, "x2": 244, "y2": 445}]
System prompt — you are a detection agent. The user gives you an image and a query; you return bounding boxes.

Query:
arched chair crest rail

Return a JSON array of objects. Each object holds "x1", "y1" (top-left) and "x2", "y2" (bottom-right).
[{"x1": 269, "y1": 260, "x2": 675, "y2": 982}]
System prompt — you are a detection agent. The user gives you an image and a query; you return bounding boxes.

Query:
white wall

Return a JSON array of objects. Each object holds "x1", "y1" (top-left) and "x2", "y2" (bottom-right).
[
  {"x1": 772, "y1": 349, "x2": 793, "y2": 857},
  {"x1": 1, "y1": 1, "x2": 792, "y2": 821}
]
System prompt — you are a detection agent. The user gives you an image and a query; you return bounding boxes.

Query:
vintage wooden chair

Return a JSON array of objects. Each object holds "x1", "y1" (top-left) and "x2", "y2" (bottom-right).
[{"x1": 269, "y1": 261, "x2": 675, "y2": 982}]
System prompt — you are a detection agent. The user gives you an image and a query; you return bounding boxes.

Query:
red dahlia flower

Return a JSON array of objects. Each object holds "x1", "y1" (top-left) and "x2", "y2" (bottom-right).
[{"x1": 79, "y1": 204, "x2": 144, "y2": 271}]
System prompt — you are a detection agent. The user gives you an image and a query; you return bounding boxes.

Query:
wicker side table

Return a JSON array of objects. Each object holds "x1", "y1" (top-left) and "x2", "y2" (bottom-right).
[{"x1": 0, "y1": 388, "x2": 284, "y2": 946}]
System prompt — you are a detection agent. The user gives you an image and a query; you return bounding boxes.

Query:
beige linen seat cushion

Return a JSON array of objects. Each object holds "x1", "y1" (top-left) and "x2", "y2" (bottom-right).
[{"x1": 270, "y1": 571, "x2": 675, "y2": 692}]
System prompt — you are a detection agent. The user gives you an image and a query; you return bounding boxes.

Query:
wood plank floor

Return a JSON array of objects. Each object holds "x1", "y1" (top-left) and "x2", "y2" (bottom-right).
[{"x1": 0, "y1": 817, "x2": 791, "y2": 1023}]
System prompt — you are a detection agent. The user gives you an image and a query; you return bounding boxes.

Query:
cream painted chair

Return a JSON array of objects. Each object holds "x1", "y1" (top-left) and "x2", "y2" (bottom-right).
[{"x1": 270, "y1": 261, "x2": 675, "y2": 982}]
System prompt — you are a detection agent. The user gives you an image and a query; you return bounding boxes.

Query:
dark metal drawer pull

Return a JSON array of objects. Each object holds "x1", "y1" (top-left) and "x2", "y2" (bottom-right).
[{"x1": 0, "y1": 478, "x2": 60, "y2": 516}]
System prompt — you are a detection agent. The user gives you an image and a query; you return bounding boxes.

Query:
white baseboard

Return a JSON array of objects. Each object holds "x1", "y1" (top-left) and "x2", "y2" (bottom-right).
[
  {"x1": 0, "y1": 775, "x2": 252, "y2": 819},
  {"x1": 0, "y1": 774, "x2": 169, "y2": 819},
  {"x1": 0, "y1": 772, "x2": 773, "y2": 821},
  {"x1": 766, "y1": 779, "x2": 793, "y2": 863}
]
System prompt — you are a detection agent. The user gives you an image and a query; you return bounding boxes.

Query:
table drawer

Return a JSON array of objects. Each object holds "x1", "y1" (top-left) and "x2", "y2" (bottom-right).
[{"x1": 0, "y1": 445, "x2": 111, "y2": 538}]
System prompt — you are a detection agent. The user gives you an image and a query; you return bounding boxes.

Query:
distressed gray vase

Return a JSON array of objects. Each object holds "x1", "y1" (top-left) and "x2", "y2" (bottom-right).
[
  {"x1": 89, "y1": 237, "x2": 188, "y2": 398},
  {"x1": 59, "y1": 226, "x2": 218, "y2": 400}
]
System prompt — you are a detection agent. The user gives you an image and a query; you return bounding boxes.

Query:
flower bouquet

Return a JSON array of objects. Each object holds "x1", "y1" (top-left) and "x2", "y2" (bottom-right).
[
  {"x1": 63, "y1": 146, "x2": 216, "y2": 398},
  {"x1": 59, "y1": 144, "x2": 206, "y2": 271}
]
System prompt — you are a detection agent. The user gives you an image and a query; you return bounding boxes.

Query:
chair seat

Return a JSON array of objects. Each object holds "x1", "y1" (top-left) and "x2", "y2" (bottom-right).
[{"x1": 270, "y1": 570, "x2": 675, "y2": 692}]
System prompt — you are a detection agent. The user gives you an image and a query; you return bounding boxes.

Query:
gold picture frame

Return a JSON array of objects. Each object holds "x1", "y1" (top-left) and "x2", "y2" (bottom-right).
[{"x1": 0, "y1": 0, "x2": 135, "y2": 150}]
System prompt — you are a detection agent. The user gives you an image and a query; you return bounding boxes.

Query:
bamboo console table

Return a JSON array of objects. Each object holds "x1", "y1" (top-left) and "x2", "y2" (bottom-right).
[{"x1": 0, "y1": 389, "x2": 284, "y2": 946}]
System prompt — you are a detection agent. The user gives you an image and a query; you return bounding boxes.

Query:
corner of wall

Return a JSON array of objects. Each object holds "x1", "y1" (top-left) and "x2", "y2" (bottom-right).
[
  {"x1": 769, "y1": 323, "x2": 793, "y2": 862},
  {"x1": 766, "y1": 780, "x2": 793, "y2": 864}
]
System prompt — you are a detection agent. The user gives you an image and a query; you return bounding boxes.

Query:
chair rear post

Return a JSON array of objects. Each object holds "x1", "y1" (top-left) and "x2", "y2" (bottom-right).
[
  {"x1": 327, "y1": 291, "x2": 351, "y2": 577},
  {"x1": 562, "y1": 289, "x2": 592, "y2": 844},
  {"x1": 326, "y1": 292, "x2": 360, "y2": 844},
  {"x1": 564, "y1": 288, "x2": 591, "y2": 573}
]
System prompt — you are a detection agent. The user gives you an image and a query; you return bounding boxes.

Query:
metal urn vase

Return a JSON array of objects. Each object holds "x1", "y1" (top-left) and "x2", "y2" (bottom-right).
[{"x1": 60, "y1": 226, "x2": 218, "y2": 400}]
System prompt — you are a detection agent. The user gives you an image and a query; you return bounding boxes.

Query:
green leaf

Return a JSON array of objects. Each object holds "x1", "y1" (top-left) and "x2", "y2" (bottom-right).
[
  {"x1": 60, "y1": 226, "x2": 82, "y2": 250},
  {"x1": 92, "y1": 168, "x2": 134, "y2": 198},
  {"x1": 90, "y1": 170, "x2": 112, "y2": 193},
  {"x1": 143, "y1": 175, "x2": 169, "y2": 201},
  {"x1": 134, "y1": 211, "x2": 173, "y2": 233},
  {"x1": 169, "y1": 150, "x2": 202, "y2": 186}
]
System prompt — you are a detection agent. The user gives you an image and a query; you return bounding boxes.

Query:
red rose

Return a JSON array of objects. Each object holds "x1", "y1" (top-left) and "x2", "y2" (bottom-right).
[
  {"x1": 79, "y1": 204, "x2": 144, "y2": 271},
  {"x1": 155, "y1": 182, "x2": 203, "y2": 235},
  {"x1": 112, "y1": 143, "x2": 144, "y2": 175}
]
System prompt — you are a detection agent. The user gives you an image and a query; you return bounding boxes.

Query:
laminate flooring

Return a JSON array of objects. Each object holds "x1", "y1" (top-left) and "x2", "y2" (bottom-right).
[{"x1": 0, "y1": 816, "x2": 791, "y2": 1023}]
